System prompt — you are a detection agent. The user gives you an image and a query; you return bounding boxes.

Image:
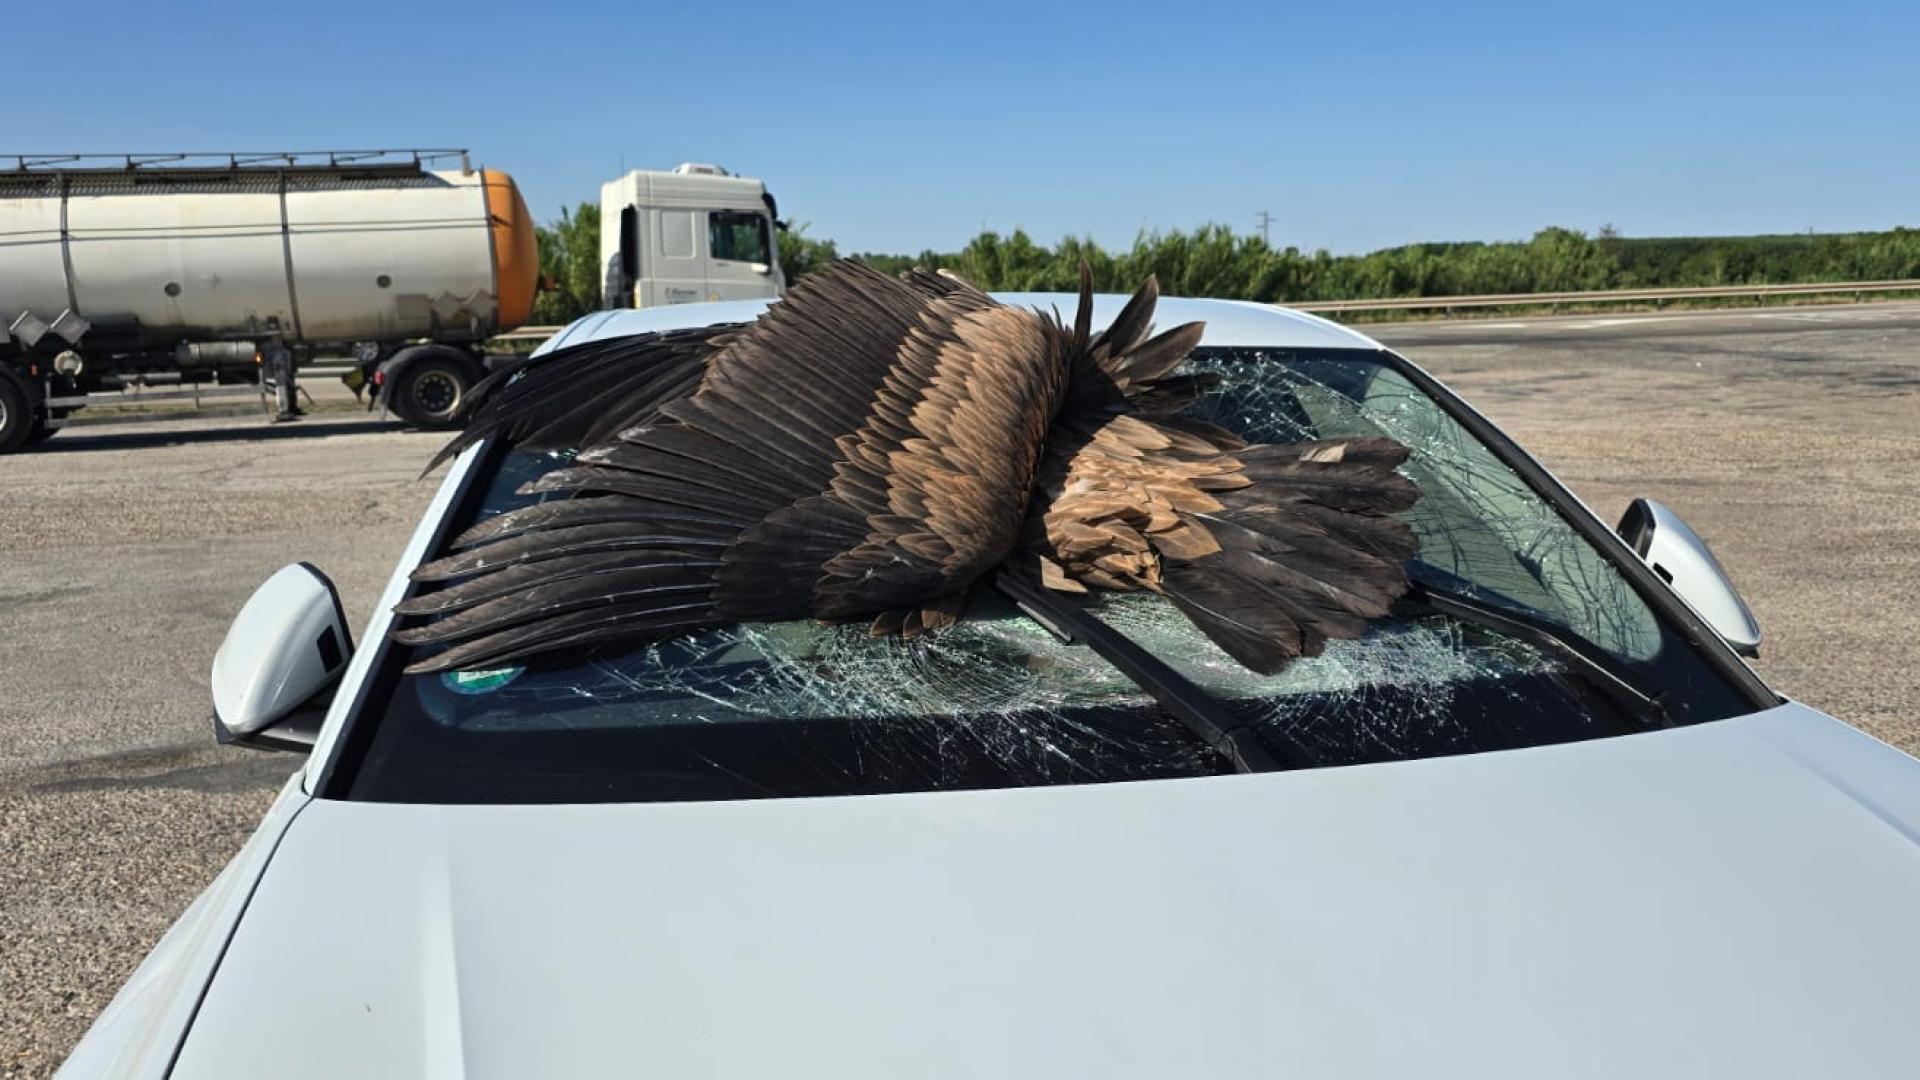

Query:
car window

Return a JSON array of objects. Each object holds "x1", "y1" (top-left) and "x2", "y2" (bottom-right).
[{"x1": 337, "y1": 347, "x2": 1756, "y2": 804}]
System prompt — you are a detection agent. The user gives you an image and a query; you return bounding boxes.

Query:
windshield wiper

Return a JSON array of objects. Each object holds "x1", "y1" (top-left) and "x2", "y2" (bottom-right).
[
  {"x1": 1404, "y1": 579, "x2": 1672, "y2": 732},
  {"x1": 993, "y1": 572, "x2": 1313, "y2": 773}
]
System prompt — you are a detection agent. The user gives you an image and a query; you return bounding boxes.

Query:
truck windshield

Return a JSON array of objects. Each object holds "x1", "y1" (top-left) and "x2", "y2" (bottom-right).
[{"x1": 339, "y1": 346, "x2": 1756, "y2": 804}]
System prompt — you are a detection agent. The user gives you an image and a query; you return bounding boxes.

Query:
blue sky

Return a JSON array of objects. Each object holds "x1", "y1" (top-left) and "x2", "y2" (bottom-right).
[{"x1": 19, "y1": 0, "x2": 1918, "y2": 254}]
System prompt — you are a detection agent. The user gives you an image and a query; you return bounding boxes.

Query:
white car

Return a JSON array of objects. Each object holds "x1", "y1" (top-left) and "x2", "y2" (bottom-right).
[{"x1": 61, "y1": 296, "x2": 1920, "y2": 1079}]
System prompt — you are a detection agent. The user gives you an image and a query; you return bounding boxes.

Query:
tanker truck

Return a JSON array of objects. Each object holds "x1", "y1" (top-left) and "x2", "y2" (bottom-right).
[{"x1": 0, "y1": 149, "x2": 537, "y2": 451}]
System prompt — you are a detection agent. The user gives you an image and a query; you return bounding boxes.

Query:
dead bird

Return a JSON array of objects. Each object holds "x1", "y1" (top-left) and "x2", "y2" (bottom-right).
[{"x1": 394, "y1": 261, "x2": 1419, "y2": 675}]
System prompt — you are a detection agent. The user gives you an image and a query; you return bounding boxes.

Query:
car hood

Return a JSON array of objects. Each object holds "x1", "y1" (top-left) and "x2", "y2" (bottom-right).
[{"x1": 175, "y1": 704, "x2": 1920, "y2": 1079}]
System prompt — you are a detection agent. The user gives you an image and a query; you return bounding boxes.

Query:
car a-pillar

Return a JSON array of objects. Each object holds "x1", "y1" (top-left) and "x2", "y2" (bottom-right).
[{"x1": 377, "y1": 343, "x2": 484, "y2": 429}]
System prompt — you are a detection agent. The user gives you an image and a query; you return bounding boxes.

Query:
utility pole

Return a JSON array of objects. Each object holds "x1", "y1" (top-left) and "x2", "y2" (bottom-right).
[{"x1": 1255, "y1": 210, "x2": 1273, "y2": 245}]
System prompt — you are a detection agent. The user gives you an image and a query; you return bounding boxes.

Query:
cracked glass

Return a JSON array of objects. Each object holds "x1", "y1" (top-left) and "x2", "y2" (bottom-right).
[{"x1": 345, "y1": 347, "x2": 1750, "y2": 804}]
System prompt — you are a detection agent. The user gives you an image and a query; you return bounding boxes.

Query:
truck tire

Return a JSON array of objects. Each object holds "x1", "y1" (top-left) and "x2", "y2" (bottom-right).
[
  {"x1": 387, "y1": 350, "x2": 478, "y2": 430},
  {"x1": 0, "y1": 375, "x2": 32, "y2": 453}
]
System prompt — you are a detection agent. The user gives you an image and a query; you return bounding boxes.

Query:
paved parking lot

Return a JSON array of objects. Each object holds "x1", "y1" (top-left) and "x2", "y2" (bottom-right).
[{"x1": 4, "y1": 305, "x2": 1918, "y2": 1074}]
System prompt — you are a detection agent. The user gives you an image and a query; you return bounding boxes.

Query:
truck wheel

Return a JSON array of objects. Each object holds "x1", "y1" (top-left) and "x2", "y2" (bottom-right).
[
  {"x1": 388, "y1": 354, "x2": 475, "y2": 429},
  {"x1": 0, "y1": 376, "x2": 32, "y2": 453}
]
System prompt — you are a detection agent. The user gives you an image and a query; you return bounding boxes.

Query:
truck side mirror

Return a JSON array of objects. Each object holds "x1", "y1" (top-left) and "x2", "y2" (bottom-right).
[
  {"x1": 210, "y1": 563, "x2": 353, "y2": 753},
  {"x1": 618, "y1": 206, "x2": 639, "y2": 280},
  {"x1": 1616, "y1": 498, "x2": 1762, "y2": 658}
]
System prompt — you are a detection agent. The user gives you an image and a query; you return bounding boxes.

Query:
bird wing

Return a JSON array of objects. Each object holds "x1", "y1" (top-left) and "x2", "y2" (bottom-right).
[{"x1": 395, "y1": 261, "x2": 1066, "y2": 673}]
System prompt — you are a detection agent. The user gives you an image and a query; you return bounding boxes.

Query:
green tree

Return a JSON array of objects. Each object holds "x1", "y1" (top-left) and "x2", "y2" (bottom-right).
[
  {"x1": 957, "y1": 229, "x2": 1071, "y2": 290},
  {"x1": 527, "y1": 199, "x2": 1920, "y2": 319},
  {"x1": 531, "y1": 201, "x2": 601, "y2": 324},
  {"x1": 776, "y1": 221, "x2": 840, "y2": 283}
]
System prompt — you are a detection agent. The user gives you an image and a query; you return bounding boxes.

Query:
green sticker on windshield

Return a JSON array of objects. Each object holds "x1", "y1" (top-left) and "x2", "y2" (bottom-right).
[{"x1": 441, "y1": 666, "x2": 525, "y2": 695}]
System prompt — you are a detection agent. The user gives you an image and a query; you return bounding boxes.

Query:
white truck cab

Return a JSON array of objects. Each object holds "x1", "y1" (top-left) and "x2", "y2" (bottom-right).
[{"x1": 599, "y1": 163, "x2": 786, "y2": 308}]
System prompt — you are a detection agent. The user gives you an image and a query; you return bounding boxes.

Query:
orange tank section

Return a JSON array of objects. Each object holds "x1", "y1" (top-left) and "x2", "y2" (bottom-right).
[{"x1": 482, "y1": 169, "x2": 538, "y2": 331}]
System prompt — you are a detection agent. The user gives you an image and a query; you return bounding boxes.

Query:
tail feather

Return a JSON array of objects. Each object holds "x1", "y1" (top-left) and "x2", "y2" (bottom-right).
[
  {"x1": 1235, "y1": 439, "x2": 1420, "y2": 514},
  {"x1": 1109, "y1": 322, "x2": 1207, "y2": 390},
  {"x1": 1200, "y1": 515, "x2": 1411, "y2": 615},
  {"x1": 1153, "y1": 436, "x2": 1420, "y2": 673},
  {"x1": 1092, "y1": 275, "x2": 1159, "y2": 358},
  {"x1": 1160, "y1": 562, "x2": 1309, "y2": 672}
]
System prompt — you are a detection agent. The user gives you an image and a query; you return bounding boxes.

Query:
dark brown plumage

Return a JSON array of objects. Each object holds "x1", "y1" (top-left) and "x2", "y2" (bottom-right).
[{"x1": 394, "y1": 261, "x2": 1419, "y2": 675}]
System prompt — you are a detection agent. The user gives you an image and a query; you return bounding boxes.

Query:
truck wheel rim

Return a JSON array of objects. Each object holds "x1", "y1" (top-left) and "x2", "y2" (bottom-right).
[
  {"x1": 415, "y1": 371, "x2": 459, "y2": 418},
  {"x1": 0, "y1": 395, "x2": 9, "y2": 433}
]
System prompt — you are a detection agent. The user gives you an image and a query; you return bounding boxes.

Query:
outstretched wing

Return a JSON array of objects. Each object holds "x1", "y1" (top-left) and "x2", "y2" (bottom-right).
[{"x1": 395, "y1": 261, "x2": 1068, "y2": 673}]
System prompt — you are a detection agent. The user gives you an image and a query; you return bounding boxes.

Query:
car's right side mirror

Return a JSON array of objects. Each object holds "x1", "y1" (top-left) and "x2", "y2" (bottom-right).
[
  {"x1": 210, "y1": 563, "x2": 353, "y2": 753},
  {"x1": 1616, "y1": 498, "x2": 1762, "y2": 658}
]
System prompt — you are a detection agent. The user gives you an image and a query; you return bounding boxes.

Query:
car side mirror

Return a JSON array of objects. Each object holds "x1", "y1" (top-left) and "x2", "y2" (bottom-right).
[
  {"x1": 210, "y1": 563, "x2": 353, "y2": 753},
  {"x1": 1616, "y1": 498, "x2": 1761, "y2": 658}
]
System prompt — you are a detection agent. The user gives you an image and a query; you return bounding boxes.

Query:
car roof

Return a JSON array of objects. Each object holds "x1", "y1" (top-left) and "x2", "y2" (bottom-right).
[{"x1": 537, "y1": 293, "x2": 1383, "y2": 355}]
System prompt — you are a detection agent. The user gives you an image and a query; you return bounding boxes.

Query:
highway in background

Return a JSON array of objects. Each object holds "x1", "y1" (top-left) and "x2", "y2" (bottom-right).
[{"x1": 1369, "y1": 300, "x2": 1920, "y2": 346}]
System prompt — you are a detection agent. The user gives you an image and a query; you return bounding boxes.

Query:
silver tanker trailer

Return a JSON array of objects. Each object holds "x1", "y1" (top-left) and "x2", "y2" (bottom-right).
[{"x1": 0, "y1": 149, "x2": 537, "y2": 451}]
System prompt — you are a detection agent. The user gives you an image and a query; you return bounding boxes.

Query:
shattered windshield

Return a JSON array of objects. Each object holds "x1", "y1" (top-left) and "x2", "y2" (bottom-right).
[{"x1": 341, "y1": 347, "x2": 1754, "y2": 804}]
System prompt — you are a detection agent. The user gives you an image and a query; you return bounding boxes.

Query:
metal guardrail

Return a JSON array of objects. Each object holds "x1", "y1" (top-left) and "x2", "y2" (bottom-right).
[
  {"x1": 489, "y1": 279, "x2": 1920, "y2": 339},
  {"x1": 1291, "y1": 278, "x2": 1920, "y2": 314},
  {"x1": 494, "y1": 325, "x2": 566, "y2": 342}
]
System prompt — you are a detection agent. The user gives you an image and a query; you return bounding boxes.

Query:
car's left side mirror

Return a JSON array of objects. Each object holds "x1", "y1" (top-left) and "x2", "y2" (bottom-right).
[
  {"x1": 1616, "y1": 498, "x2": 1762, "y2": 658},
  {"x1": 210, "y1": 563, "x2": 353, "y2": 753}
]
